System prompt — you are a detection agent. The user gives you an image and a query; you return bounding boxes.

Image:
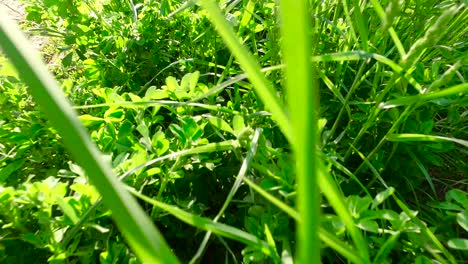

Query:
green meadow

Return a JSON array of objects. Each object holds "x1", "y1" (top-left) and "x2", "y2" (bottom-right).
[{"x1": 0, "y1": 0, "x2": 467, "y2": 263}]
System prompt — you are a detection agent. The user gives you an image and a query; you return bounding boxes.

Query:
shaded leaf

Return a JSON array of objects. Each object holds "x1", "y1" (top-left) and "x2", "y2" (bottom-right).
[
  {"x1": 447, "y1": 238, "x2": 468, "y2": 250},
  {"x1": 446, "y1": 189, "x2": 468, "y2": 206},
  {"x1": 0, "y1": 160, "x2": 24, "y2": 183}
]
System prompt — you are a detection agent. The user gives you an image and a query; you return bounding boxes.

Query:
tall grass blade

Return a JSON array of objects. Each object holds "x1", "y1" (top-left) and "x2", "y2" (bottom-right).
[
  {"x1": 369, "y1": 0, "x2": 406, "y2": 57},
  {"x1": 372, "y1": 232, "x2": 401, "y2": 264},
  {"x1": 380, "y1": 83, "x2": 468, "y2": 109},
  {"x1": 279, "y1": 0, "x2": 321, "y2": 262},
  {"x1": 199, "y1": 0, "x2": 292, "y2": 143},
  {"x1": 351, "y1": 0, "x2": 369, "y2": 51},
  {"x1": 0, "y1": 13, "x2": 179, "y2": 264},
  {"x1": 319, "y1": 228, "x2": 363, "y2": 264}
]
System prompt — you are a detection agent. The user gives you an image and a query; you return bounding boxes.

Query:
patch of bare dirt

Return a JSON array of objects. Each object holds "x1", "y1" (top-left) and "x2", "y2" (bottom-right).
[
  {"x1": 1, "y1": 0, "x2": 25, "y2": 22},
  {"x1": 1, "y1": 0, "x2": 48, "y2": 50}
]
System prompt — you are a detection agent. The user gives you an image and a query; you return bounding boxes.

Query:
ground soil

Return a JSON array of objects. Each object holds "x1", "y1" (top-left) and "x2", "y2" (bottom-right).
[
  {"x1": 1, "y1": 0, "x2": 47, "y2": 49},
  {"x1": 1, "y1": 0, "x2": 25, "y2": 22}
]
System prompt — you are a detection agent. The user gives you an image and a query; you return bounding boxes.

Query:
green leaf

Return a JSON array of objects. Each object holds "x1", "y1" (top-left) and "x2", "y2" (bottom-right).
[
  {"x1": 414, "y1": 256, "x2": 433, "y2": 264},
  {"x1": 61, "y1": 52, "x2": 73, "y2": 68},
  {"x1": 0, "y1": 187, "x2": 14, "y2": 203},
  {"x1": 371, "y1": 187, "x2": 395, "y2": 209},
  {"x1": 356, "y1": 219, "x2": 379, "y2": 233},
  {"x1": 318, "y1": 118, "x2": 327, "y2": 133},
  {"x1": 104, "y1": 108, "x2": 125, "y2": 123},
  {"x1": 79, "y1": 114, "x2": 104, "y2": 127},
  {"x1": 208, "y1": 116, "x2": 235, "y2": 135},
  {"x1": 360, "y1": 209, "x2": 399, "y2": 221},
  {"x1": 145, "y1": 87, "x2": 169, "y2": 100},
  {"x1": 0, "y1": 56, "x2": 19, "y2": 77},
  {"x1": 0, "y1": 160, "x2": 24, "y2": 183},
  {"x1": 348, "y1": 195, "x2": 372, "y2": 218},
  {"x1": 189, "y1": 71, "x2": 200, "y2": 94},
  {"x1": 55, "y1": 197, "x2": 79, "y2": 224},
  {"x1": 456, "y1": 211, "x2": 468, "y2": 232},
  {"x1": 169, "y1": 124, "x2": 187, "y2": 145},
  {"x1": 446, "y1": 189, "x2": 468, "y2": 206},
  {"x1": 447, "y1": 238, "x2": 468, "y2": 251},
  {"x1": 323, "y1": 215, "x2": 346, "y2": 235},
  {"x1": 146, "y1": 167, "x2": 161, "y2": 176},
  {"x1": 118, "y1": 120, "x2": 133, "y2": 138},
  {"x1": 232, "y1": 115, "x2": 246, "y2": 136},
  {"x1": 180, "y1": 71, "x2": 200, "y2": 95},
  {"x1": 152, "y1": 131, "x2": 170, "y2": 156},
  {"x1": 70, "y1": 183, "x2": 99, "y2": 203},
  {"x1": 137, "y1": 123, "x2": 152, "y2": 150},
  {"x1": 166, "y1": 76, "x2": 180, "y2": 91}
]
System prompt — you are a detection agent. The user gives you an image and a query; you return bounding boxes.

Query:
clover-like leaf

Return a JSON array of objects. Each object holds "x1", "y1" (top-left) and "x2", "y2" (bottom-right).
[
  {"x1": 371, "y1": 187, "x2": 395, "y2": 209},
  {"x1": 446, "y1": 189, "x2": 468, "y2": 207},
  {"x1": 456, "y1": 210, "x2": 468, "y2": 232},
  {"x1": 447, "y1": 238, "x2": 468, "y2": 251},
  {"x1": 356, "y1": 219, "x2": 379, "y2": 233},
  {"x1": 208, "y1": 116, "x2": 235, "y2": 135}
]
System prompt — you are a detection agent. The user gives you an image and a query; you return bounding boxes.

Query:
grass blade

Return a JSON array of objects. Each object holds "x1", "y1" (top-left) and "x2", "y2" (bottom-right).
[
  {"x1": 407, "y1": 149, "x2": 437, "y2": 197},
  {"x1": 387, "y1": 134, "x2": 468, "y2": 148},
  {"x1": 0, "y1": 13, "x2": 179, "y2": 264},
  {"x1": 368, "y1": 0, "x2": 406, "y2": 57},
  {"x1": 319, "y1": 228, "x2": 363, "y2": 264},
  {"x1": 127, "y1": 187, "x2": 272, "y2": 253},
  {"x1": 351, "y1": 0, "x2": 369, "y2": 51},
  {"x1": 381, "y1": 83, "x2": 468, "y2": 109},
  {"x1": 279, "y1": 0, "x2": 321, "y2": 262},
  {"x1": 199, "y1": 0, "x2": 292, "y2": 143}
]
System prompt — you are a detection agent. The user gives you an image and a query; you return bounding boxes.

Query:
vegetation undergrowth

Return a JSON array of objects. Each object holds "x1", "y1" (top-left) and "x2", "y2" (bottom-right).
[{"x1": 0, "y1": 0, "x2": 467, "y2": 263}]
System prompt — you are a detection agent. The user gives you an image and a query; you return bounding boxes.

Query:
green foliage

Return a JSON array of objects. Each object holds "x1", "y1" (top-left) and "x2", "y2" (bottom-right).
[
  {"x1": 0, "y1": 57, "x2": 70, "y2": 186},
  {"x1": 0, "y1": 0, "x2": 467, "y2": 263}
]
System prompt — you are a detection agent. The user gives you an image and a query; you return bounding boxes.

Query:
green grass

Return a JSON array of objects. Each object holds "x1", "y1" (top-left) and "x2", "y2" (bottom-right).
[{"x1": 0, "y1": 0, "x2": 467, "y2": 263}]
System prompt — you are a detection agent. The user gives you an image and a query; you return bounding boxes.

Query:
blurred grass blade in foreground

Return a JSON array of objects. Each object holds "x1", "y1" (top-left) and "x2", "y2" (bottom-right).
[{"x1": 279, "y1": 0, "x2": 320, "y2": 262}]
